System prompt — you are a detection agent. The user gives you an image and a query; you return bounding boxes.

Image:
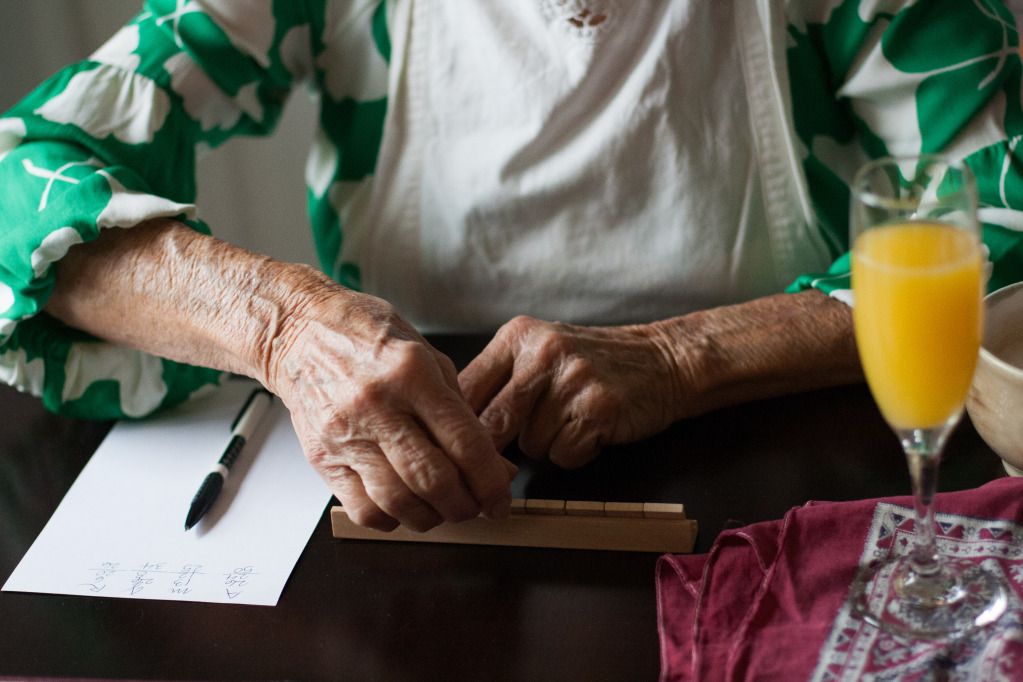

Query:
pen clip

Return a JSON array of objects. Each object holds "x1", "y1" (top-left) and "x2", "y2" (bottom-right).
[{"x1": 231, "y1": 387, "x2": 272, "y2": 431}]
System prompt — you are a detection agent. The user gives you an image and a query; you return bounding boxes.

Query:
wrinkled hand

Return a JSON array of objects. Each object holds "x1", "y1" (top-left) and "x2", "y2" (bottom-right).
[
  {"x1": 265, "y1": 287, "x2": 514, "y2": 532},
  {"x1": 459, "y1": 316, "x2": 686, "y2": 470}
]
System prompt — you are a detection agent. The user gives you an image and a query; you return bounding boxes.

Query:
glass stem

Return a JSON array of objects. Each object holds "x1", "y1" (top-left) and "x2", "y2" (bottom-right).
[{"x1": 902, "y1": 428, "x2": 946, "y2": 575}]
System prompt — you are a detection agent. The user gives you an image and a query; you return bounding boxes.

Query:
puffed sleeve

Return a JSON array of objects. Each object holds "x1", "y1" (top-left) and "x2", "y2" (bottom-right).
[
  {"x1": 0, "y1": 0, "x2": 315, "y2": 419},
  {"x1": 784, "y1": 0, "x2": 1023, "y2": 301}
]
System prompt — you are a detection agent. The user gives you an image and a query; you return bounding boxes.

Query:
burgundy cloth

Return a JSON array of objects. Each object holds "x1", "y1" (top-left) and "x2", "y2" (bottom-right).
[{"x1": 656, "y1": 477, "x2": 1023, "y2": 681}]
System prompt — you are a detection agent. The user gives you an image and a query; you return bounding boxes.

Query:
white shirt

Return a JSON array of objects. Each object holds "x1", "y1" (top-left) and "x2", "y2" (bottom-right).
[{"x1": 357, "y1": 0, "x2": 831, "y2": 331}]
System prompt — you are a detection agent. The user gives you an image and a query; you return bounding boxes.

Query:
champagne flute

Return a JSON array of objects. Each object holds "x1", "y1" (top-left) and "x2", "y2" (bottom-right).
[{"x1": 850, "y1": 155, "x2": 1006, "y2": 638}]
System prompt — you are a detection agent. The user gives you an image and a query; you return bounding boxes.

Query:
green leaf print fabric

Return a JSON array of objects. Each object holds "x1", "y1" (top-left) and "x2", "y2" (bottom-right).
[
  {"x1": 0, "y1": 0, "x2": 389, "y2": 419},
  {"x1": 786, "y1": 0, "x2": 1023, "y2": 297},
  {"x1": 2, "y1": 0, "x2": 1022, "y2": 420}
]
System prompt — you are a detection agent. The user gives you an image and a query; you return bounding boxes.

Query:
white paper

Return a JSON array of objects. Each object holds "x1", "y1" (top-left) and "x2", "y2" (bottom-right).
[{"x1": 3, "y1": 380, "x2": 331, "y2": 606}]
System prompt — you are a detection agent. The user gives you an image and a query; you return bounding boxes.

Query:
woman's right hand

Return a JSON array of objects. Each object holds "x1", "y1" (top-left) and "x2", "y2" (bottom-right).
[{"x1": 264, "y1": 283, "x2": 515, "y2": 532}]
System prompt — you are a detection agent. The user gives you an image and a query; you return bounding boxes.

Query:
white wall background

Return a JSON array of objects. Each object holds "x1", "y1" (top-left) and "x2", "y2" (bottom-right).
[{"x1": 0, "y1": 0, "x2": 319, "y2": 266}]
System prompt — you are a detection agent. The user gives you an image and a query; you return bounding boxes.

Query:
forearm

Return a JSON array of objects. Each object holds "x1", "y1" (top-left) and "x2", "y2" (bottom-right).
[
  {"x1": 46, "y1": 219, "x2": 513, "y2": 529},
  {"x1": 46, "y1": 219, "x2": 333, "y2": 385},
  {"x1": 648, "y1": 290, "x2": 862, "y2": 419}
]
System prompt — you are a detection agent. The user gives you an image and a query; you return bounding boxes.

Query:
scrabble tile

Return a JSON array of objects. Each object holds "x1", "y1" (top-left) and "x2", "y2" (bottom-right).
[
  {"x1": 525, "y1": 499, "x2": 566, "y2": 515},
  {"x1": 565, "y1": 500, "x2": 605, "y2": 516},
  {"x1": 604, "y1": 502, "x2": 644, "y2": 518},
  {"x1": 642, "y1": 502, "x2": 685, "y2": 520}
]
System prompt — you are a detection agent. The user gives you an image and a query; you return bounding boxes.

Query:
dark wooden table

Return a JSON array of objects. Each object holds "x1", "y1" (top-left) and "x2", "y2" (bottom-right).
[{"x1": 0, "y1": 336, "x2": 1006, "y2": 681}]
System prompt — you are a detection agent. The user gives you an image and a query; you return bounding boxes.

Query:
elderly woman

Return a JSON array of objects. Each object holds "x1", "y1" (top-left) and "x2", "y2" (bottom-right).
[{"x1": 2, "y1": 0, "x2": 1022, "y2": 531}]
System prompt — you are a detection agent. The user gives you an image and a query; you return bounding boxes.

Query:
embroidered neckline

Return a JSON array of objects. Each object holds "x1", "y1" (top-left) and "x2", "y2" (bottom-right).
[{"x1": 539, "y1": 0, "x2": 616, "y2": 42}]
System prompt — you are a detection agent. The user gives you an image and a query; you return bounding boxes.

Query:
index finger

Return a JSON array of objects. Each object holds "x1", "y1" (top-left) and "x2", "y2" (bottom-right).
[
  {"x1": 413, "y1": 387, "x2": 514, "y2": 520},
  {"x1": 458, "y1": 336, "x2": 515, "y2": 415}
]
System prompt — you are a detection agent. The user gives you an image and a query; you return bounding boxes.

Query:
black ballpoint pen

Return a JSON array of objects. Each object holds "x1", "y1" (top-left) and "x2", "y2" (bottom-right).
[{"x1": 184, "y1": 387, "x2": 275, "y2": 531}]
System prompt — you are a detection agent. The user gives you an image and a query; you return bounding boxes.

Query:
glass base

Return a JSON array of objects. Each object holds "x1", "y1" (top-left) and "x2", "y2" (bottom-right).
[{"x1": 851, "y1": 556, "x2": 1007, "y2": 639}]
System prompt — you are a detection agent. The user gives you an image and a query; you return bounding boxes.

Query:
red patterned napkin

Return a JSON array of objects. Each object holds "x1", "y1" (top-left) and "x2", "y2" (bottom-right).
[{"x1": 656, "y1": 477, "x2": 1023, "y2": 681}]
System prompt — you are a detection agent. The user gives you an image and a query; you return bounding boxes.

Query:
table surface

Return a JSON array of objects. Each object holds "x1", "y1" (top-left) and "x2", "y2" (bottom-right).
[{"x1": 0, "y1": 335, "x2": 1006, "y2": 681}]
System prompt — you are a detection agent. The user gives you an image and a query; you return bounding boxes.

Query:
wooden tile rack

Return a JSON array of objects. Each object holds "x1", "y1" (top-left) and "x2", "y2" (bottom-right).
[{"x1": 330, "y1": 499, "x2": 696, "y2": 553}]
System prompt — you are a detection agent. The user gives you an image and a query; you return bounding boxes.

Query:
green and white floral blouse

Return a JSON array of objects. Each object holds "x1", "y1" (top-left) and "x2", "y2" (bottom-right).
[{"x1": 1, "y1": 0, "x2": 1022, "y2": 420}]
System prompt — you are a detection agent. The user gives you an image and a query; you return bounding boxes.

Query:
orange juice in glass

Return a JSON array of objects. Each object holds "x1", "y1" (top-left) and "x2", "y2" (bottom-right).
[
  {"x1": 849, "y1": 156, "x2": 1004, "y2": 638},
  {"x1": 852, "y1": 221, "x2": 984, "y2": 430}
]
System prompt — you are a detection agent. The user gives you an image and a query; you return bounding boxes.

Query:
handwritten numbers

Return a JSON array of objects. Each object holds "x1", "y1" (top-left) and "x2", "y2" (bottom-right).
[
  {"x1": 78, "y1": 561, "x2": 119, "y2": 593},
  {"x1": 169, "y1": 564, "x2": 203, "y2": 595},
  {"x1": 76, "y1": 562, "x2": 238, "y2": 599},
  {"x1": 224, "y1": 566, "x2": 256, "y2": 599},
  {"x1": 128, "y1": 562, "x2": 164, "y2": 595}
]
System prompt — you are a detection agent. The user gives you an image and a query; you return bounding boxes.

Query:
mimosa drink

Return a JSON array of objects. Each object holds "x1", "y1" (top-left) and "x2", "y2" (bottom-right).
[
  {"x1": 852, "y1": 221, "x2": 984, "y2": 429},
  {"x1": 846, "y1": 156, "x2": 1005, "y2": 638}
]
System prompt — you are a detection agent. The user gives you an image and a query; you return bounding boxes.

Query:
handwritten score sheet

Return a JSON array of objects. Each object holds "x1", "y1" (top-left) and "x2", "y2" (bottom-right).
[{"x1": 3, "y1": 380, "x2": 331, "y2": 606}]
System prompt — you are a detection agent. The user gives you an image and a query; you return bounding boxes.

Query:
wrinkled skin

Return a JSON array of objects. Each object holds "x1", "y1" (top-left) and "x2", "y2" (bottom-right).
[
  {"x1": 266, "y1": 289, "x2": 517, "y2": 531},
  {"x1": 49, "y1": 221, "x2": 516, "y2": 532},
  {"x1": 459, "y1": 291, "x2": 863, "y2": 471},
  {"x1": 48, "y1": 221, "x2": 860, "y2": 532},
  {"x1": 459, "y1": 316, "x2": 685, "y2": 469}
]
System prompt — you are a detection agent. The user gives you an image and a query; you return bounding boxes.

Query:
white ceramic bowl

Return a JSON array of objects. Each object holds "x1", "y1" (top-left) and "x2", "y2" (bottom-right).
[{"x1": 966, "y1": 281, "x2": 1023, "y2": 476}]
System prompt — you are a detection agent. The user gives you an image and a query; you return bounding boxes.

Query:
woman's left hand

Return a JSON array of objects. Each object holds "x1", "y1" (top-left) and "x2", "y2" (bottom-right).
[{"x1": 458, "y1": 316, "x2": 686, "y2": 469}]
